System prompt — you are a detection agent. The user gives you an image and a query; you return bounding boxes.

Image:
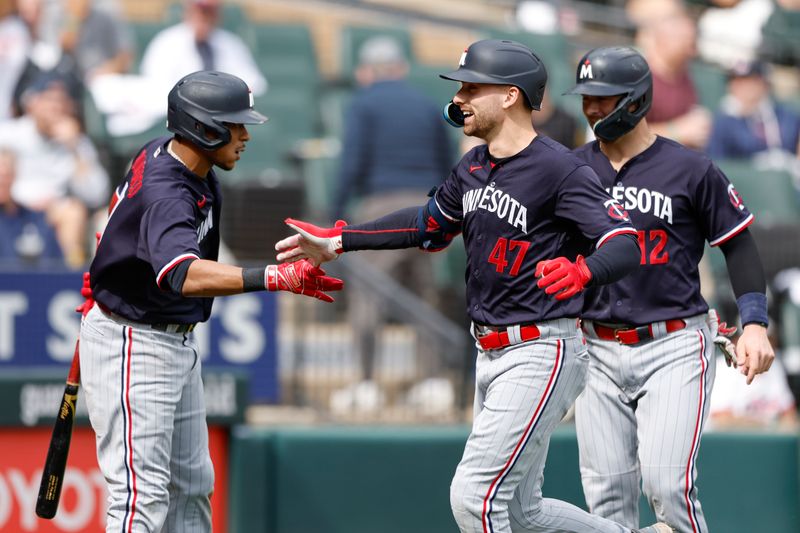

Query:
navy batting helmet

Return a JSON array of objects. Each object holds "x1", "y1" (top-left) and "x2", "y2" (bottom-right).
[
  {"x1": 440, "y1": 39, "x2": 548, "y2": 111},
  {"x1": 167, "y1": 71, "x2": 267, "y2": 151},
  {"x1": 565, "y1": 46, "x2": 652, "y2": 141}
]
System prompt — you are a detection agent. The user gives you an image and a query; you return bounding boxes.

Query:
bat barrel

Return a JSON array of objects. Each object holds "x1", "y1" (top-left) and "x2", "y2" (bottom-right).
[{"x1": 35, "y1": 384, "x2": 79, "y2": 519}]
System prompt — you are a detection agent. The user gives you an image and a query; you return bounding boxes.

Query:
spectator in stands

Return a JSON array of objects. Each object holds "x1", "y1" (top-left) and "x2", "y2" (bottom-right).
[
  {"x1": 534, "y1": 91, "x2": 584, "y2": 149},
  {"x1": 10, "y1": 0, "x2": 85, "y2": 120},
  {"x1": 628, "y1": 0, "x2": 712, "y2": 149},
  {"x1": 0, "y1": 0, "x2": 31, "y2": 119},
  {"x1": 0, "y1": 146, "x2": 64, "y2": 266},
  {"x1": 706, "y1": 59, "x2": 800, "y2": 162},
  {"x1": 709, "y1": 349, "x2": 798, "y2": 431},
  {"x1": 58, "y1": 0, "x2": 133, "y2": 82},
  {"x1": 697, "y1": 0, "x2": 774, "y2": 69},
  {"x1": 0, "y1": 70, "x2": 109, "y2": 267},
  {"x1": 330, "y1": 35, "x2": 454, "y2": 412},
  {"x1": 140, "y1": 0, "x2": 267, "y2": 101}
]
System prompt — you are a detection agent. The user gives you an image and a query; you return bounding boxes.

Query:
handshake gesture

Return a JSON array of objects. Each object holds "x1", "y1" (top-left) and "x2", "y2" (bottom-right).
[
  {"x1": 269, "y1": 218, "x2": 348, "y2": 303},
  {"x1": 267, "y1": 259, "x2": 343, "y2": 303},
  {"x1": 275, "y1": 218, "x2": 346, "y2": 265}
]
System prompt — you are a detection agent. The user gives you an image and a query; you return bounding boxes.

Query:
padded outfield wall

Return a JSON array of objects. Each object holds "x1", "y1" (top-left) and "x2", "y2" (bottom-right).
[{"x1": 229, "y1": 425, "x2": 800, "y2": 533}]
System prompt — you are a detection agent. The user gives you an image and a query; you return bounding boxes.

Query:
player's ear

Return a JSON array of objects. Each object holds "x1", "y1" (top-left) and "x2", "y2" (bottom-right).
[{"x1": 503, "y1": 86, "x2": 522, "y2": 110}]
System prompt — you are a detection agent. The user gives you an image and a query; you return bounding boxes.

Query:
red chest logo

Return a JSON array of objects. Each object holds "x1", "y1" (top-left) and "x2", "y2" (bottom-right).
[
  {"x1": 127, "y1": 150, "x2": 146, "y2": 198},
  {"x1": 197, "y1": 195, "x2": 207, "y2": 208}
]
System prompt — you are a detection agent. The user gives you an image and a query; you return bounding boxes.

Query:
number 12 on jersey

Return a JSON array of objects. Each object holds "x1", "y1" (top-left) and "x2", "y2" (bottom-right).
[
  {"x1": 488, "y1": 238, "x2": 530, "y2": 276},
  {"x1": 638, "y1": 229, "x2": 668, "y2": 265}
]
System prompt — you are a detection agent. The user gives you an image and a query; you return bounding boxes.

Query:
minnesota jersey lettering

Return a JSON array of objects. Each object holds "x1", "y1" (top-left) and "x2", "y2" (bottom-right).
[
  {"x1": 576, "y1": 137, "x2": 752, "y2": 324},
  {"x1": 462, "y1": 184, "x2": 528, "y2": 233},
  {"x1": 197, "y1": 208, "x2": 213, "y2": 243},
  {"x1": 608, "y1": 185, "x2": 673, "y2": 223},
  {"x1": 434, "y1": 135, "x2": 636, "y2": 326}
]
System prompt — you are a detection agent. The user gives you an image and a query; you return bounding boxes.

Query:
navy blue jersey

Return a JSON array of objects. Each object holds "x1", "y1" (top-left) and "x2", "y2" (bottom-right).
[
  {"x1": 90, "y1": 136, "x2": 221, "y2": 324},
  {"x1": 435, "y1": 136, "x2": 636, "y2": 326},
  {"x1": 574, "y1": 136, "x2": 754, "y2": 324}
]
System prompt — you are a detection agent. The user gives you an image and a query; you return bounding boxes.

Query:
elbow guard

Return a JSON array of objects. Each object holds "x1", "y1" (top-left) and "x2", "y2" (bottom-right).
[{"x1": 418, "y1": 195, "x2": 461, "y2": 252}]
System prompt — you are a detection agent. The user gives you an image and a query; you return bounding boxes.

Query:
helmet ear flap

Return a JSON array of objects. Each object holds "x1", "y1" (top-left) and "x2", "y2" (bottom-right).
[
  {"x1": 171, "y1": 105, "x2": 230, "y2": 151},
  {"x1": 192, "y1": 117, "x2": 231, "y2": 151},
  {"x1": 592, "y1": 85, "x2": 652, "y2": 141}
]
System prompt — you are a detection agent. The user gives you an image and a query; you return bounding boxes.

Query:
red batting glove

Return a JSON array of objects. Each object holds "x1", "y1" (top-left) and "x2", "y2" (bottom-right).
[
  {"x1": 266, "y1": 259, "x2": 344, "y2": 303},
  {"x1": 535, "y1": 255, "x2": 592, "y2": 301},
  {"x1": 275, "y1": 218, "x2": 347, "y2": 264},
  {"x1": 75, "y1": 271, "x2": 95, "y2": 317}
]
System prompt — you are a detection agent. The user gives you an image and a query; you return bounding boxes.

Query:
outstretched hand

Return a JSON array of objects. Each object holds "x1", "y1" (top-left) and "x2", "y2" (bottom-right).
[
  {"x1": 266, "y1": 259, "x2": 344, "y2": 303},
  {"x1": 275, "y1": 218, "x2": 346, "y2": 266},
  {"x1": 535, "y1": 255, "x2": 592, "y2": 301}
]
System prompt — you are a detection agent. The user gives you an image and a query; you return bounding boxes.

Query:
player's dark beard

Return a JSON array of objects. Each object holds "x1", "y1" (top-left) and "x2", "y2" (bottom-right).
[{"x1": 466, "y1": 112, "x2": 491, "y2": 138}]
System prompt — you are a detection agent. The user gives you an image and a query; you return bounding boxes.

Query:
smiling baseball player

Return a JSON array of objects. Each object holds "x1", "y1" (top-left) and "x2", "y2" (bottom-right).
[
  {"x1": 566, "y1": 46, "x2": 775, "y2": 532},
  {"x1": 275, "y1": 39, "x2": 674, "y2": 533}
]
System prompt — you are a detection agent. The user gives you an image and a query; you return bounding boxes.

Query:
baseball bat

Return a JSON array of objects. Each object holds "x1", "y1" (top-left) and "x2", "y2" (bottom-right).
[{"x1": 36, "y1": 341, "x2": 81, "y2": 519}]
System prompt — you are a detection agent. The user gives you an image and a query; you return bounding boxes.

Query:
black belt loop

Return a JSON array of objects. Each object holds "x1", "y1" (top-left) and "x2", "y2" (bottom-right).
[{"x1": 633, "y1": 325, "x2": 653, "y2": 343}]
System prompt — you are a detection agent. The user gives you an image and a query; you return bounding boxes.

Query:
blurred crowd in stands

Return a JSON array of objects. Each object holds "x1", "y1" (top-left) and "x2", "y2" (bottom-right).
[{"x1": 0, "y1": 0, "x2": 798, "y2": 424}]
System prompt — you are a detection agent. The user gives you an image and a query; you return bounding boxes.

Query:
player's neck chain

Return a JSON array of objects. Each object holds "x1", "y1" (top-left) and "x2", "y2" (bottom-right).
[{"x1": 167, "y1": 140, "x2": 190, "y2": 169}]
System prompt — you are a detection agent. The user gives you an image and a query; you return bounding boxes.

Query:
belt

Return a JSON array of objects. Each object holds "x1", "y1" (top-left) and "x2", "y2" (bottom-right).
[
  {"x1": 591, "y1": 319, "x2": 686, "y2": 345},
  {"x1": 475, "y1": 323, "x2": 541, "y2": 351},
  {"x1": 98, "y1": 303, "x2": 196, "y2": 334},
  {"x1": 150, "y1": 322, "x2": 196, "y2": 333}
]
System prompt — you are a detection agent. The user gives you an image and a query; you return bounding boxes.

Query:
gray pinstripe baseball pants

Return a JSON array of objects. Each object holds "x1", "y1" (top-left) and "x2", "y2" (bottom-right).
[
  {"x1": 80, "y1": 305, "x2": 214, "y2": 532},
  {"x1": 450, "y1": 318, "x2": 632, "y2": 533},
  {"x1": 575, "y1": 315, "x2": 714, "y2": 532}
]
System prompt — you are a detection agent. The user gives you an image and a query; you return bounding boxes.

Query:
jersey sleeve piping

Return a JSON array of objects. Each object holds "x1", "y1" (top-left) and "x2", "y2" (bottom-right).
[
  {"x1": 343, "y1": 228, "x2": 418, "y2": 234},
  {"x1": 709, "y1": 214, "x2": 755, "y2": 247},
  {"x1": 156, "y1": 253, "x2": 200, "y2": 288},
  {"x1": 433, "y1": 196, "x2": 461, "y2": 222},
  {"x1": 434, "y1": 196, "x2": 461, "y2": 222},
  {"x1": 597, "y1": 227, "x2": 638, "y2": 248}
]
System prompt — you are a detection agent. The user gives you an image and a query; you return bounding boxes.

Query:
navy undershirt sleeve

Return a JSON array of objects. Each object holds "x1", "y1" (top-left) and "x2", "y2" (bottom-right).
[
  {"x1": 719, "y1": 229, "x2": 766, "y2": 297},
  {"x1": 342, "y1": 206, "x2": 422, "y2": 250},
  {"x1": 584, "y1": 233, "x2": 640, "y2": 286},
  {"x1": 165, "y1": 258, "x2": 196, "y2": 295}
]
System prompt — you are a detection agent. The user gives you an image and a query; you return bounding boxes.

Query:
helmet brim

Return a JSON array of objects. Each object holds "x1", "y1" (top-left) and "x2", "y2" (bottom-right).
[
  {"x1": 214, "y1": 108, "x2": 268, "y2": 125},
  {"x1": 439, "y1": 69, "x2": 511, "y2": 86},
  {"x1": 563, "y1": 81, "x2": 630, "y2": 97}
]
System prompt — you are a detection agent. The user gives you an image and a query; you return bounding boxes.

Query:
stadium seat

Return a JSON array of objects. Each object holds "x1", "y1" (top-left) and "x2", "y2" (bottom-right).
[
  {"x1": 690, "y1": 60, "x2": 727, "y2": 111},
  {"x1": 228, "y1": 24, "x2": 321, "y2": 183},
  {"x1": 716, "y1": 160, "x2": 800, "y2": 226},
  {"x1": 247, "y1": 23, "x2": 318, "y2": 85},
  {"x1": 760, "y1": 6, "x2": 800, "y2": 66}
]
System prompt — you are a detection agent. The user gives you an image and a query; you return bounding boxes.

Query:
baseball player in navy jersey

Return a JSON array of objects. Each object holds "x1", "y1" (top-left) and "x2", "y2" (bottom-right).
[
  {"x1": 80, "y1": 71, "x2": 342, "y2": 532},
  {"x1": 565, "y1": 46, "x2": 775, "y2": 532},
  {"x1": 275, "y1": 39, "x2": 671, "y2": 533}
]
